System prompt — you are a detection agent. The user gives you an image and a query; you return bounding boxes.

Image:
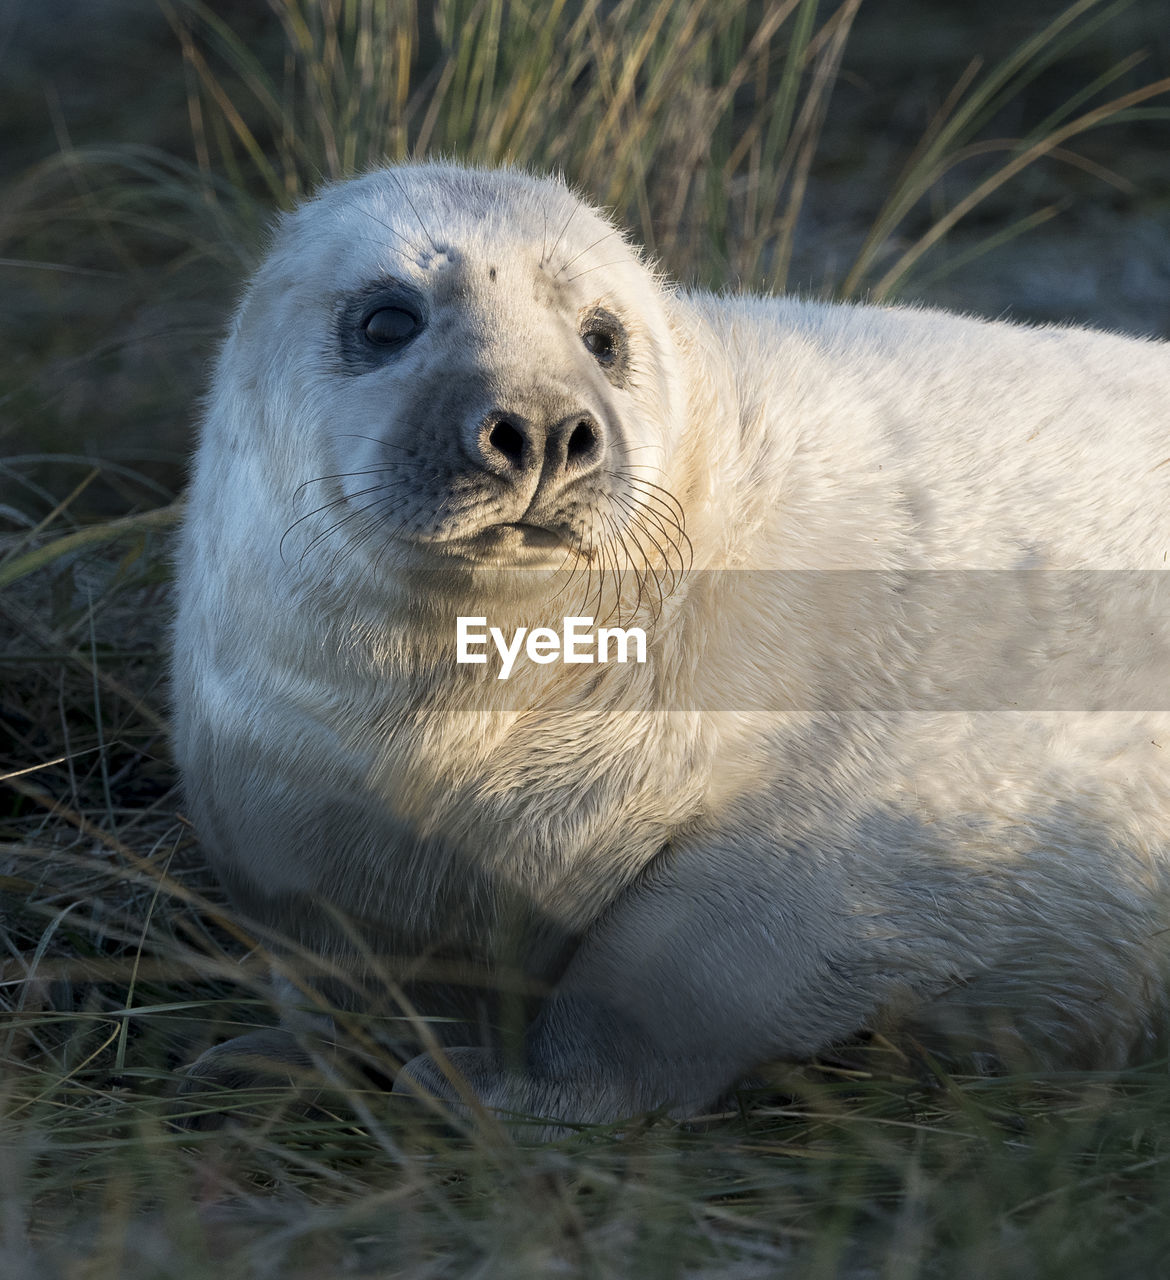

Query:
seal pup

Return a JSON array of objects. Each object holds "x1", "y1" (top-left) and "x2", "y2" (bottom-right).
[{"x1": 173, "y1": 161, "x2": 1170, "y2": 1131}]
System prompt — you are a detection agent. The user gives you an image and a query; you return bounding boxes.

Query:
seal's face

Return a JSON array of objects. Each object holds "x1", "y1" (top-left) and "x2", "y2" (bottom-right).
[{"x1": 240, "y1": 165, "x2": 688, "y2": 599}]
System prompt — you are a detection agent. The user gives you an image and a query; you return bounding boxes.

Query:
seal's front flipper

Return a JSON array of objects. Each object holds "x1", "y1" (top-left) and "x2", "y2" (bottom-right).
[{"x1": 172, "y1": 1028, "x2": 318, "y2": 1131}]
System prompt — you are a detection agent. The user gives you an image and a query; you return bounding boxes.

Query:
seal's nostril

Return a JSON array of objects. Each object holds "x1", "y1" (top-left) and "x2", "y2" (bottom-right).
[
  {"x1": 567, "y1": 419, "x2": 597, "y2": 460},
  {"x1": 488, "y1": 419, "x2": 525, "y2": 468}
]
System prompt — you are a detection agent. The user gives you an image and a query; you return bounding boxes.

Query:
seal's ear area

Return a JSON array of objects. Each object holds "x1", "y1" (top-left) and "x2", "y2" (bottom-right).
[{"x1": 227, "y1": 214, "x2": 323, "y2": 356}]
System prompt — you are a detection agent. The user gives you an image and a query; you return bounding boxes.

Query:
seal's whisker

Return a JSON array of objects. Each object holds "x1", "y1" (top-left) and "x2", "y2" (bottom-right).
[
  {"x1": 353, "y1": 205, "x2": 425, "y2": 256},
  {"x1": 296, "y1": 499, "x2": 386, "y2": 572},
  {"x1": 383, "y1": 171, "x2": 440, "y2": 254},
  {"x1": 619, "y1": 511, "x2": 672, "y2": 615},
  {"x1": 296, "y1": 477, "x2": 406, "y2": 521},
  {"x1": 585, "y1": 511, "x2": 606, "y2": 624},
  {"x1": 597, "y1": 511, "x2": 628, "y2": 629},
  {"x1": 574, "y1": 513, "x2": 599, "y2": 623},
  {"x1": 566, "y1": 517, "x2": 589, "y2": 621},
  {"x1": 609, "y1": 485, "x2": 682, "y2": 567},
  {"x1": 606, "y1": 481, "x2": 689, "y2": 576},
  {"x1": 296, "y1": 488, "x2": 406, "y2": 565},
  {"x1": 582, "y1": 509, "x2": 605, "y2": 618},
  {"x1": 606, "y1": 504, "x2": 660, "y2": 624},
  {"x1": 611, "y1": 510, "x2": 656, "y2": 627},
  {"x1": 609, "y1": 508, "x2": 653, "y2": 627},
  {"x1": 296, "y1": 483, "x2": 428, "y2": 575},
  {"x1": 568, "y1": 526, "x2": 590, "y2": 621},
  {"x1": 608, "y1": 489, "x2": 687, "y2": 593},
  {"x1": 547, "y1": 203, "x2": 580, "y2": 275},
  {"x1": 619, "y1": 481, "x2": 686, "y2": 529},
  {"x1": 581, "y1": 510, "x2": 608, "y2": 626},
  {"x1": 554, "y1": 531, "x2": 580, "y2": 577},
  {"x1": 608, "y1": 514, "x2": 639, "y2": 627},
  {"x1": 565, "y1": 259, "x2": 638, "y2": 284},
  {"x1": 630, "y1": 508, "x2": 678, "y2": 610},
  {"x1": 335, "y1": 492, "x2": 432, "y2": 582},
  {"x1": 292, "y1": 463, "x2": 431, "y2": 500},
  {"x1": 546, "y1": 529, "x2": 590, "y2": 610},
  {"x1": 334, "y1": 432, "x2": 430, "y2": 458},
  {"x1": 280, "y1": 488, "x2": 386, "y2": 563},
  {"x1": 540, "y1": 542, "x2": 581, "y2": 615},
  {"x1": 612, "y1": 470, "x2": 689, "y2": 528},
  {"x1": 613, "y1": 454, "x2": 678, "y2": 486},
  {"x1": 620, "y1": 524, "x2": 661, "y2": 627},
  {"x1": 613, "y1": 475, "x2": 693, "y2": 571},
  {"x1": 605, "y1": 468, "x2": 687, "y2": 526},
  {"x1": 556, "y1": 229, "x2": 618, "y2": 279},
  {"x1": 323, "y1": 512, "x2": 383, "y2": 577},
  {"x1": 367, "y1": 514, "x2": 408, "y2": 585}
]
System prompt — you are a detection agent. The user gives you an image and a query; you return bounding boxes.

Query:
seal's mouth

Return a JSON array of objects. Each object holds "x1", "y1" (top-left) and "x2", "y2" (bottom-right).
[
  {"x1": 492, "y1": 522, "x2": 565, "y2": 549},
  {"x1": 425, "y1": 520, "x2": 573, "y2": 568},
  {"x1": 447, "y1": 521, "x2": 569, "y2": 552}
]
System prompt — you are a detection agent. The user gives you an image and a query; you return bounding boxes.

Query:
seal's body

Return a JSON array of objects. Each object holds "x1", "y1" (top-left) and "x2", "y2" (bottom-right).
[{"x1": 174, "y1": 163, "x2": 1170, "y2": 1127}]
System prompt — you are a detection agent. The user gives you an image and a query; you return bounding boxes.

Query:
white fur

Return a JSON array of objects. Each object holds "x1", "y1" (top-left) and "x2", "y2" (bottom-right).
[{"x1": 174, "y1": 162, "x2": 1170, "y2": 1128}]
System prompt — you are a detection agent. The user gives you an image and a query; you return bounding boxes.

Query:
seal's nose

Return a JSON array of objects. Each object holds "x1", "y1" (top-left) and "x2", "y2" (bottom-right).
[{"x1": 475, "y1": 408, "x2": 603, "y2": 485}]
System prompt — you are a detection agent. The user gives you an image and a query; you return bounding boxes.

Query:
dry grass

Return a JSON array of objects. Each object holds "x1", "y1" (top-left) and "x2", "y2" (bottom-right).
[{"x1": 3, "y1": 0, "x2": 1170, "y2": 1274}]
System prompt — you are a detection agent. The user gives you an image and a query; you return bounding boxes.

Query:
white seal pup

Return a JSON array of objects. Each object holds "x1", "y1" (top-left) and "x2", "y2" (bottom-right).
[{"x1": 173, "y1": 161, "x2": 1170, "y2": 1130}]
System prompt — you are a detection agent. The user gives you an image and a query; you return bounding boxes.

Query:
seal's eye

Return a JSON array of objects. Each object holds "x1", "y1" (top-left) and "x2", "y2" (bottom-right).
[
  {"x1": 577, "y1": 308, "x2": 629, "y2": 387},
  {"x1": 363, "y1": 306, "x2": 420, "y2": 346},
  {"x1": 582, "y1": 327, "x2": 616, "y2": 364}
]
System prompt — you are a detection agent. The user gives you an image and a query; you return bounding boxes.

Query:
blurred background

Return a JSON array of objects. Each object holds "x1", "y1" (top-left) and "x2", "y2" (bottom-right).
[{"x1": 2, "y1": 0, "x2": 1168, "y2": 519}]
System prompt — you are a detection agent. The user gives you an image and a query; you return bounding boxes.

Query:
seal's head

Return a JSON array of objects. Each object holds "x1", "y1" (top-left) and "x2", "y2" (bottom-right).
[{"x1": 214, "y1": 164, "x2": 690, "y2": 616}]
